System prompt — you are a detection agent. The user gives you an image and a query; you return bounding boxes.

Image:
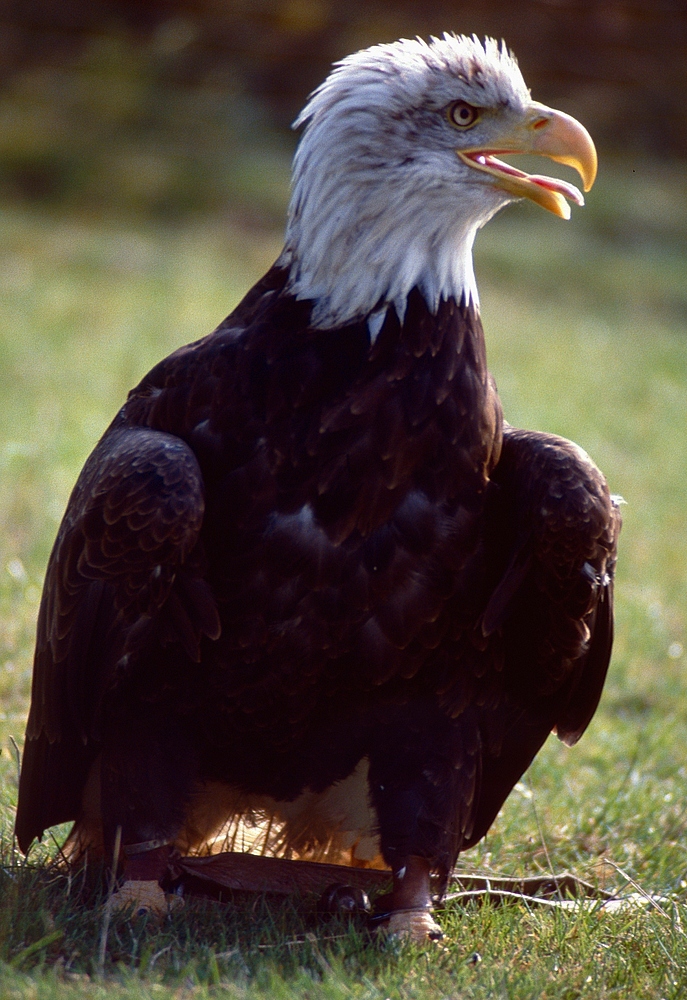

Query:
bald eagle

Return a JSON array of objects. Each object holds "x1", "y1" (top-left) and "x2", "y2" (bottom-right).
[{"x1": 16, "y1": 35, "x2": 620, "y2": 940}]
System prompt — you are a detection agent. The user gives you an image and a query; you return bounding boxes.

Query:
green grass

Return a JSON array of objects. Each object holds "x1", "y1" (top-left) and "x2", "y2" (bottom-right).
[{"x1": 1, "y1": 159, "x2": 687, "y2": 997}]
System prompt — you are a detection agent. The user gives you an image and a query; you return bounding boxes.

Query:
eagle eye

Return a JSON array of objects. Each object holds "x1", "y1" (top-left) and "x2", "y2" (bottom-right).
[{"x1": 448, "y1": 100, "x2": 480, "y2": 129}]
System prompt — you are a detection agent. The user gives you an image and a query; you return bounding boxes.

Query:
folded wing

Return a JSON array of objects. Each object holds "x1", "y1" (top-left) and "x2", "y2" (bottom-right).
[{"x1": 15, "y1": 424, "x2": 218, "y2": 852}]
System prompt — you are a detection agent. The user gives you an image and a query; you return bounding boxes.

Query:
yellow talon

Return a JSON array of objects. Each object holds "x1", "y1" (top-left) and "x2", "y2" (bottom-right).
[
  {"x1": 105, "y1": 880, "x2": 183, "y2": 920},
  {"x1": 384, "y1": 909, "x2": 444, "y2": 942}
]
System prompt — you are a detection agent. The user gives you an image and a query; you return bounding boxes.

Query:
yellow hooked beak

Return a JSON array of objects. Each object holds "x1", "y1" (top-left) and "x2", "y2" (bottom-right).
[{"x1": 457, "y1": 102, "x2": 597, "y2": 219}]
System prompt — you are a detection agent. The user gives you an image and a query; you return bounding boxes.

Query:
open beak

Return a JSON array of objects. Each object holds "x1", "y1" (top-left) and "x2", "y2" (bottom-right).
[{"x1": 457, "y1": 102, "x2": 597, "y2": 219}]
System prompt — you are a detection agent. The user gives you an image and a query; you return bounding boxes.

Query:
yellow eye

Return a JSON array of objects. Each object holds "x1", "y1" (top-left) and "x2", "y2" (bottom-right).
[{"x1": 448, "y1": 100, "x2": 480, "y2": 129}]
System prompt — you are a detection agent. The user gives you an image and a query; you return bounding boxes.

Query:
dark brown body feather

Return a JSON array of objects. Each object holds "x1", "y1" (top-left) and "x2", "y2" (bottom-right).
[{"x1": 16, "y1": 265, "x2": 620, "y2": 879}]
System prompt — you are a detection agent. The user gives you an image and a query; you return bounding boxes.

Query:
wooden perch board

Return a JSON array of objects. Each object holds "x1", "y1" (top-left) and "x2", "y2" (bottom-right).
[
  {"x1": 175, "y1": 852, "x2": 392, "y2": 897},
  {"x1": 173, "y1": 852, "x2": 614, "y2": 904}
]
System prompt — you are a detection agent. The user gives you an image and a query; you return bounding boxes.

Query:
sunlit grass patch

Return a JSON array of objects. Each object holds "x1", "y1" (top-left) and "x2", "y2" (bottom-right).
[{"x1": 0, "y1": 859, "x2": 686, "y2": 997}]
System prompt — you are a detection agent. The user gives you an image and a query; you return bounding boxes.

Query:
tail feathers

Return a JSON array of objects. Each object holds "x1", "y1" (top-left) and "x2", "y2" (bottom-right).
[{"x1": 15, "y1": 730, "x2": 95, "y2": 855}]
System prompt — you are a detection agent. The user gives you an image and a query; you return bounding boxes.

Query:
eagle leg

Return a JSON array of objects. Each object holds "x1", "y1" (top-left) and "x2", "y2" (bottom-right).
[
  {"x1": 106, "y1": 842, "x2": 183, "y2": 920},
  {"x1": 376, "y1": 857, "x2": 444, "y2": 942},
  {"x1": 388, "y1": 856, "x2": 444, "y2": 941},
  {"x1": 122, "y1": 842, "x2": 173, "y2": 883},
  {"x1": 99, "y1": 693, "x2": 199, "y2": 882},
  {"x1": 367, "y1": 705, "x2": 469, "y2": 941}
]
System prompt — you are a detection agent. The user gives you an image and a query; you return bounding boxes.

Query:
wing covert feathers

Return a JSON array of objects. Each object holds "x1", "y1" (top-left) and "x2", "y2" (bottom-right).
[{"x1": 487, "y1": 425, "x2": 621, "y2": 745}]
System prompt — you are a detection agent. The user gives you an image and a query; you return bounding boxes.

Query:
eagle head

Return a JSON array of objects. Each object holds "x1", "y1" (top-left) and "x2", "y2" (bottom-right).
[{"x1": 281, "y1": 34, "x2": 596, "y2": 333}]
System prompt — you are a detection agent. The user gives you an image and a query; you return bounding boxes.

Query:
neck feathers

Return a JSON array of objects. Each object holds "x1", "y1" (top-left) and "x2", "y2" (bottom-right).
[{"x1": 280, "y1": 189, "x2": 481, "y2": 333}]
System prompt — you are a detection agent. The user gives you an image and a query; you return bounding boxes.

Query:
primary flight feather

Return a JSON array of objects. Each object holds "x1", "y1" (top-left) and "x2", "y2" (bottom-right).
[{"x1": 16, "y1": 34, "x2": 619, "y2": 940}]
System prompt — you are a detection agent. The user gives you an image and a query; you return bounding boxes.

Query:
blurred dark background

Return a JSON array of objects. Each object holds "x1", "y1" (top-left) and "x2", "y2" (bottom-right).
[{"x1": 0, "y1": 0, "x2": 685, "y2": 217}]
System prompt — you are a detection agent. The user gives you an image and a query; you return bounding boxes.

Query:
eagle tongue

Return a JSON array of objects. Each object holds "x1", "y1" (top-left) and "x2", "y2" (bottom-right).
[
  {"x1": 481, "y1": 154, "x2": 585, "y2": 207},
  {"x1": 527, "y1": 173, "x2": 584, "y2": 206}
]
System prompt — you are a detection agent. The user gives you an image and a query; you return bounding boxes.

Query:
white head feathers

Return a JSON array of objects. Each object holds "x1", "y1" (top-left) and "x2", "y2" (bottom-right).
[{"x1": 280, "y1": 34, "x2": 531, "y2": 333}]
